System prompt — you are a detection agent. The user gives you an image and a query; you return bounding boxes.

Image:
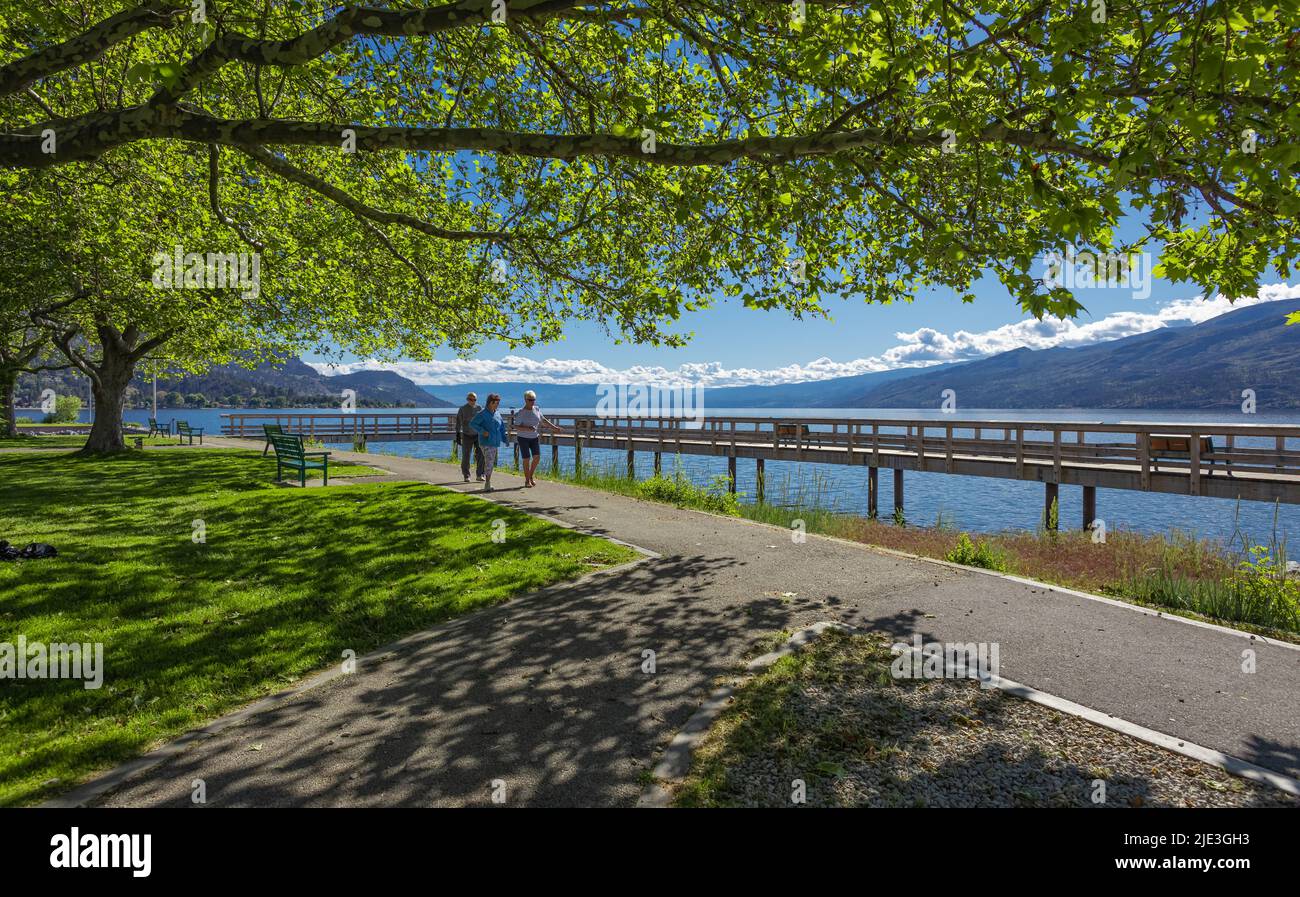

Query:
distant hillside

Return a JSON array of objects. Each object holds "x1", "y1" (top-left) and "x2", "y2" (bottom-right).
[
  {"x1": 856, "y1": 300, "x2": 1300, "y2": 410},
  {"x1": 705, "y1": 366, "x2": 944, "y2": 407},
  {"x1": 423, "y1": 302, "x2": 1300, "y2": 412},
  {"x1": 423, "y1": 365, "x2": 947, "y2": 411},
  {"x1": 16, "y1": 356, "x2": 453, "y2": 409}
]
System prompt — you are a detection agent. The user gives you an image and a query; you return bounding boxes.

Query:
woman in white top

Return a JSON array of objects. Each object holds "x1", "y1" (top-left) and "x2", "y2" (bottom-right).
[{"x1": 514, "y1": 390, "x2": 566, "y2": 487}]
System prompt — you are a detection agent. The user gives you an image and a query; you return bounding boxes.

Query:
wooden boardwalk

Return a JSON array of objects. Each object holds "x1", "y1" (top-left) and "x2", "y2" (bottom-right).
[{"x1": 222, "y1": 412, "x2": 1300, "y2": 527}]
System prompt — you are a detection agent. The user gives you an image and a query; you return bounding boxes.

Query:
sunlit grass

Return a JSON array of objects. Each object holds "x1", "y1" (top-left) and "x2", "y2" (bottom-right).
[
  {"x1": 0, "y1": 448, "x2": 637, "y2": 806},
  {"x1": 0, "y1": 435, "x2": 173, "y2": 449}
]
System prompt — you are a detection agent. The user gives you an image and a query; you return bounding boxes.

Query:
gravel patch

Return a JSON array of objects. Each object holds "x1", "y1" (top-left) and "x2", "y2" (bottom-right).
[{"x1": 672, "y1": 629, "x2": 1300, "y2": 808}]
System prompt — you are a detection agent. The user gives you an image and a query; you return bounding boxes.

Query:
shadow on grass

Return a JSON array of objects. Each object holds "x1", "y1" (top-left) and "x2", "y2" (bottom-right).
[
  {"x1": 0, "y1": 449, "x2": 644, "y2": 805},
  {"x1": 675, "y1": 632, "x2": 1297, "y2": 808},
  {"x1": 85, "y1": 548, "x2": 757, "y2": 808}
]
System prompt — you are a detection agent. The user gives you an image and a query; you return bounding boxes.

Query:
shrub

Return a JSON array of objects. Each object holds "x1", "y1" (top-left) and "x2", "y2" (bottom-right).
[
  {"x1": 1115, "y1": 536, "x2": 1300, "y2": 634},
  {"x1": 946, "y1": 532, "x2": 1009, "y2": 572},
  {"x1": 1228, "y1": 545, "x2": 1300, "y2": 629},
  {"x1": 637, "y1": 471, "x2": 740, "y2": 516},
  {"x1": 43, "y1": 395, "x2": 82, "y2": 424}
]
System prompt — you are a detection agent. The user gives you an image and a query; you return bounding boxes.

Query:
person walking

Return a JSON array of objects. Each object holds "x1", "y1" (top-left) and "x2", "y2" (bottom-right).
[
  {"x1": 468, "y1": 394, "x2": 507, "y2": 492},
  {"x1": 513, "y1": 390, "x2": 565, "y2": 487},
  {"x1": 455, "y1": 392, "x2": 485, "y2": 482}
]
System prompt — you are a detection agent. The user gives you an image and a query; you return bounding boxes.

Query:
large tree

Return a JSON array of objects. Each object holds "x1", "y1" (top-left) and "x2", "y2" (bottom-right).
[
  {"x1": 0, "y1": 179, "x2": 79, "y2": 438},
  {"x1": 0, "y1": 309, "x2": 69, "y2": 438},
  {"x1": 1, "y1": 1, "x2": 1297, "y2": 375},
  {"x1": 3, "y1": 133, "x2": 519, "y2": 451}
]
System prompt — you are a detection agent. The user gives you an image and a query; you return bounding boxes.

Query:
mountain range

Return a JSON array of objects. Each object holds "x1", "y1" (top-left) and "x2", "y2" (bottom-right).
[
  {"x1": 16, "y1": 356, "x2": 450, "y2": 409},
  {"x1": 425, "y1": 300, "x2": 1300, "y2": 411},
  {"x1": 430, "y1": 366, "x2": 932, "y2": 411},
  {"x1": 850, "y1": 299, "x2": 1300, "y2": 410},
  {"x1": 16, "y1": 299, "x2": 1298, "y2": 411}
]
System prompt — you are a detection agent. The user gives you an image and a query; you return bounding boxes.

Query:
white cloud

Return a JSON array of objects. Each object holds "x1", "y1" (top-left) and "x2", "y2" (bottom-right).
[{"x1": 312, "y1": 284, "x2": 1299, "y2": 388}]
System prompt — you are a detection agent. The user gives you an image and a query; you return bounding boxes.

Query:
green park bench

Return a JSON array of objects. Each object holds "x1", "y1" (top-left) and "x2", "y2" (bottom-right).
[
  {"x1": 262, "y1": 423, "x2": 285, "y2": 456},
  {"x1": 175, "y1": 420, "x2": 204, "y2": 445},
  {"x1": 148, "y1": 417, "x2": 171, "y2": 438},
  {"x1": 269, "y1": 432, "x2": 331, "y2": 486}
]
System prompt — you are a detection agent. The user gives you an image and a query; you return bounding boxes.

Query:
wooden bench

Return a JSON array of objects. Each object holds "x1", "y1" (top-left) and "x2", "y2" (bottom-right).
[
  {"x1": 262, "y1": 423, "x2": 285, "y2": 456},
  {"x1": 147, "y1": 417, "x2": 171, "y2": 438},
  {"x1": 269, "y1": 433, "x2": 331, "y2": 486},
  {"x1": 175, "y1": 420, "x2": 204, "y2": 445},
  {"x1": 1149, "y1": 434, "x2": 1229, "y2": 477},
  {"x1": 776, "y1": 423, "x2": 817, "y2": 446}
]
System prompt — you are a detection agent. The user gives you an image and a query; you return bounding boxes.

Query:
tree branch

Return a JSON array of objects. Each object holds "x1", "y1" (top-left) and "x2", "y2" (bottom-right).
[
  {"x1": 2, "y1": 104, "x2": 945, "y2": 168},
  {"x1": 144, "y1": 0, "x2": 595, "y2": 105},
  {"x1": 208, "y1": 144, "x2": 265, "y2": 250},
  {"x1": 0, "y1": 1, "x2": 186, "y2": 97},
  {"x1": 236, "y1": 143, "x2": 514, "y2": 242}
]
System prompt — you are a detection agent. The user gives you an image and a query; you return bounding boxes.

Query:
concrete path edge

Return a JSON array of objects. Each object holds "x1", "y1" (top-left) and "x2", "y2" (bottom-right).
[
  {"x1": 39, "y1": 490, "x2": 660, "y2": 809},
  {"x1": 637, "y1": 622, "x2": 1300, "y2": 808}
]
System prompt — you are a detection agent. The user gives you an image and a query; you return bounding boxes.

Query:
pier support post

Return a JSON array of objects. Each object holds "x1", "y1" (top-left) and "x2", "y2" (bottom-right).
[
  {"x1": 1082, "y1": 485, "x2": 1096, "y2": 531},
  {"x1": 513, "y1": 442, "x2": 520, "y2": 471},
  {"x1": 868, "y1": 467, "x2": 879, "y2": 519},
  {"x1": 653, "y1": 451, "x2": 662, "y2": 476},
  {"x1": 893, "y1": 468, "x2": 904, "y2": 520},
  {"x1": 728, "y1": 454, "x2": 737, "y2": 493},
  {"x1": 551, "y1": 440, "x2": 559, "y2": 475},
  {"x1": 1045, "y1": 482, "x2": 1059, "y2": 530},
  {"x1": 574, "y1": 436, "x2": 582, "y2": 476},
  {"x1": 756, "y1": 457, "x2": 765, "y2": 503},
  {"x1": 627, "y1": 449, "x2": 635, "y2": 480}
]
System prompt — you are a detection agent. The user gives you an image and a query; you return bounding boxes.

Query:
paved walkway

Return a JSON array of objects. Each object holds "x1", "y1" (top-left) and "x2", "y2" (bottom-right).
[{"x1": 80, "y1": 439, "x2": 1300, "y2": 806}]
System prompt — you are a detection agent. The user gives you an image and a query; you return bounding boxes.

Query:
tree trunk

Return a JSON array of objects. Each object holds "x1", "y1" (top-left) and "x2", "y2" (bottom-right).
[
  {"x1": 0, "y1": 367, "x2": 18, "y2": 439},
  {"x1": 79, "y1": 342, "x2": 134, "y2": 454}
]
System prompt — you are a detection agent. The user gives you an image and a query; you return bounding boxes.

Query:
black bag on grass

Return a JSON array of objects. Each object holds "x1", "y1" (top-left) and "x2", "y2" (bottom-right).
[{"x1": 0, "y1": 540, "x2": 58, "y2": 561}]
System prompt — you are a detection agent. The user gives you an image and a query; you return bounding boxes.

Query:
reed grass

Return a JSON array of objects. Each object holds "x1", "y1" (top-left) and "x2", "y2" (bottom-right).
[{"x1": 534, "y1": 454, "x2": 1300, "y2": 639}]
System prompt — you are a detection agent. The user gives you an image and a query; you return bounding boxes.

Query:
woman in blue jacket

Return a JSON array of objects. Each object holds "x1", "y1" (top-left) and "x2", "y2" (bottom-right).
[{"x1": 468, "y1": 393, "x2": 507, "y2": 492}]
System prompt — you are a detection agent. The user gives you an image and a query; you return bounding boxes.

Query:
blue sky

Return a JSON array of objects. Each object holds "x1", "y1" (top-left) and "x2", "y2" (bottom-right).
[
  {"x1": 467, "y1": 269, "x2": 1198, "y2": 369},
  {"x1": 312, "y1": 273, "x2": 1298, "y2": 386},
  {"x1": 309, "y1": 206, "x2": 1297, "y2": 386}
]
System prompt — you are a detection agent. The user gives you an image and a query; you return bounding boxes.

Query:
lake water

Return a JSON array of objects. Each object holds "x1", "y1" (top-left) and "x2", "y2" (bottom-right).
[{"x1": 32, "y1": 405, "x2": 1300, "y2": 549}]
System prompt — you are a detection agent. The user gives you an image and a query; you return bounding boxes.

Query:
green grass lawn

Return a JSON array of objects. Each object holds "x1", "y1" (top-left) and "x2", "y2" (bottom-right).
[
  {"x1": 0, "y1": 438, "x2": 385, "y2": 481},
  {"x1": 0, "y1": 448, "x2": 638, "y2": 806},
  {"x1": 0, "y1": 435, "x2": 173, "y2": 449}
]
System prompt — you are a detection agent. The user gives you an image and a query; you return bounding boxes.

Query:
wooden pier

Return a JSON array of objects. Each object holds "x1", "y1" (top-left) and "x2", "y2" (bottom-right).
[{"x1": 221, "y1": 412, "x2": 1300, "y2": 527}]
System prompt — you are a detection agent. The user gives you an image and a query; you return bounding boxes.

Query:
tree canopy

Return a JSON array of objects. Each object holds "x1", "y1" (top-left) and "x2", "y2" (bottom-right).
[{"x1": 1, "y1": 0, "x2": 1297, "y2": 344}]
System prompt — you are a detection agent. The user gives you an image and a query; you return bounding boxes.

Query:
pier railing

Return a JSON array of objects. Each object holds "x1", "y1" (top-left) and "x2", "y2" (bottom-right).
[
  {"x1": 222, "y1": 411, "x2": 457, "y2": 441},
  {"x1": 220, "y1": 412, "x2": 1300, "y2": 506},
  {"x1": 536, "y1": 415, "x2": 1300, "y2": 483}
]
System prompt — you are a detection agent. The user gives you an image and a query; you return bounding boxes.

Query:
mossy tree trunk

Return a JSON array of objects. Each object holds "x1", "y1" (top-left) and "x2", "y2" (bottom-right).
[
  {"x1": 43, "y1": 315, "x2": 173, "y2": 455},
  {"x1": 81, "y1": 341, "x2": 134, "y2": 453},
  {"x1": 0, "y1": 366, "x2": 18, "y2": 438},
  {"x1": 0, "y1": 321, "x2": 58, "y2": 439}
]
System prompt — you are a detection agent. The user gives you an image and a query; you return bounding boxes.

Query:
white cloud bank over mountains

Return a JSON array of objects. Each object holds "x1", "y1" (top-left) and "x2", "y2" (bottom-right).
[{"x1": 314, "y1": 283, "x2": 1300, "y2": 388}]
